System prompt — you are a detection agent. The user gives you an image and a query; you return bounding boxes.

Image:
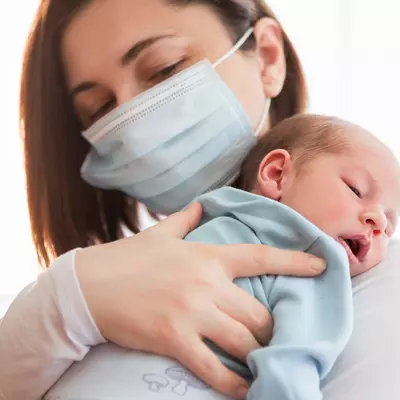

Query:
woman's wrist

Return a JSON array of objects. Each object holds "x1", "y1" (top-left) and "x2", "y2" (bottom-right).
[{"x1": 54, "y1": 248, "x2": 106, "y2": 346}]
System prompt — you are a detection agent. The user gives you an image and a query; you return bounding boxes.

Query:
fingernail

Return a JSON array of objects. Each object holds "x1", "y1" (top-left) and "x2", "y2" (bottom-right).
[
  {"x1": 310, "y1": 257, "x2": 326, "y2": 273},
  {"x1": 236, "y1": 384, "x2": 249, "y2": 399},
  {"x1": 183, "y1": 202, "x2": 194, "y2": 210}
]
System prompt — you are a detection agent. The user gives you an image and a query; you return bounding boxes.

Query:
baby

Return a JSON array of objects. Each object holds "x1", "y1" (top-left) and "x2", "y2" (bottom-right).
[
  {"x1": 45, "y1": 114, "x2": 400, "y2": 400},
  {"x1": 237, "y1": 113, "x2": 400, "y2": 277}
]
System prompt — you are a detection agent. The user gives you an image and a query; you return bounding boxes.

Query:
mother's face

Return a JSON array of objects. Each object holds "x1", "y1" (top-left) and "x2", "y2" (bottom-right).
[{"x1": 62, "y1": 0, "x2": 286, "y2": 133}]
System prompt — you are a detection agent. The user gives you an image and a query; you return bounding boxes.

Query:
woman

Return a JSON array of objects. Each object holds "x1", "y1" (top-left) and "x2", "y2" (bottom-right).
[{"x1": 0, "y1": 1, "x2": 399, "y2": 399}]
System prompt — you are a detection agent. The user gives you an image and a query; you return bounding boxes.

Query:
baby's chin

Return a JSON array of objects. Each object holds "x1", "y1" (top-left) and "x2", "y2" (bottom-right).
[{"x1": 350, "y1": 259, "x2": 379, "y2": 277}]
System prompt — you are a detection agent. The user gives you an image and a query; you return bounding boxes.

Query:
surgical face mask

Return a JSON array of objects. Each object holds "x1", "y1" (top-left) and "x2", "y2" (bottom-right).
[{"x1": 81, "y1": 27, "x2": 271, "y2": 214}]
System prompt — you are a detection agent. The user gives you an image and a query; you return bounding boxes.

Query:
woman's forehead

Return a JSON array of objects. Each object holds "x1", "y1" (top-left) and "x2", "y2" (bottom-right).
[{"x1": 61, "y1": 0, "x2": 231, "y2": 88}]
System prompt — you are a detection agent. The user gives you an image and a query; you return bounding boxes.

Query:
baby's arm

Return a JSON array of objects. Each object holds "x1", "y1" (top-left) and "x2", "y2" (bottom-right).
[{"x1": 246, "y1": 237, "x2": 353, "y2": 400}]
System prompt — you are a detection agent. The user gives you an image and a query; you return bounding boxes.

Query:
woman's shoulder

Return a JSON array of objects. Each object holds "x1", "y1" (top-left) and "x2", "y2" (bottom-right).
[{"x1": 322, "y1": 238, "x2": 400, "y2": 400}]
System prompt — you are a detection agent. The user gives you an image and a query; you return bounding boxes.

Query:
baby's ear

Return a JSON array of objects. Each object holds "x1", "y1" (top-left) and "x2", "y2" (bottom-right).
[{"x1": 256, "y1": 149, "x2": 292, "y2": 200}]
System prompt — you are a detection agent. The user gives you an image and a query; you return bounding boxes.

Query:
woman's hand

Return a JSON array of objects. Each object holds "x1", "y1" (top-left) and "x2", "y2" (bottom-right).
[{"x1": 75, "y1": 203, "x2": 326, "y2": 399}]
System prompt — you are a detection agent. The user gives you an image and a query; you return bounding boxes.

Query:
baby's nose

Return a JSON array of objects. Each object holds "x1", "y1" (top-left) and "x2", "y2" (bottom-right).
[{"x1": 360, "y1": 207, "x2": 387, "y2": 235}]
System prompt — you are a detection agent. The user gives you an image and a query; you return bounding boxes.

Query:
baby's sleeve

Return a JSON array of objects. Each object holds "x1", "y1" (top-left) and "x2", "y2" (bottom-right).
[{"x1": 247, "y1": 237, "x2": 353, "y2": 400}]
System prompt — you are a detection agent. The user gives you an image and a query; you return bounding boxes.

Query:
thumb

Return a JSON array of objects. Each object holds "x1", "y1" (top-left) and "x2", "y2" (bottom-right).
[{"x1": 150, "y1": 202, "x2": 203, "y2": 238}]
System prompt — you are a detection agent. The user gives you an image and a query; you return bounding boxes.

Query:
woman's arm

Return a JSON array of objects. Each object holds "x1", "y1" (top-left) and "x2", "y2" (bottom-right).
[
  {"x1": 0, "y1": 204, "x2": 325, "y2": 400},
  {"x1": 0, "y1": 250, "x2": 104, "y2": 400},
  {"x1": 322, "y1": 239, "x2": 400, "y2": 399}
]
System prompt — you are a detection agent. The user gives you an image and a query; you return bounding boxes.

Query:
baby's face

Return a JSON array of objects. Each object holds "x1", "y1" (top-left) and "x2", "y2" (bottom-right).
[{"x1": 280, "y1": 134, "x2": 400, "y2": 277}]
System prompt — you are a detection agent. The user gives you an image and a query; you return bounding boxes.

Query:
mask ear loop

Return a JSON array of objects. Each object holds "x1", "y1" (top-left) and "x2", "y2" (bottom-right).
[
  {"x1": 212, "y1": 27, "x2": 254, "y2": 68},
  {"x1": 212, "y1": 26, "x2": 271, "y2": 137},
  {"x1": 254, "y1": 98, "x2": 271, "y2": 137}
]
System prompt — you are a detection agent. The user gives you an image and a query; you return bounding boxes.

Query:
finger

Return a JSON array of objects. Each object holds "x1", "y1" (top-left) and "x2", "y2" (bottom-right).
[
  {"x1": 148, "y1": 202, "x2": 203, "y2": 238},
  {"x1": 218, "y1": 244, "x2": 326, "y2": 278},
  {"x1": 215, "y1": 284, "x2": 273, "y2": 345},
  {"x1": 174, "y1": 336, "x2": 250, "y2": 400},
  {"x1": 204, "y1": 309, "x2": 262, "y2": 363}
]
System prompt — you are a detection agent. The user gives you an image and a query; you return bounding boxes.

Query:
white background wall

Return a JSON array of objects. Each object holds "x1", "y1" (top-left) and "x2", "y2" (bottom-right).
[
  {"x1": 269, "y1": 0, "x2": 400, "y2": 149},
  {"x1": 0, "y1": 2, "x2": 39, "y2": 296},
  {"x1": 0, "y1": 0, "x2": 399, "y2": 296}
]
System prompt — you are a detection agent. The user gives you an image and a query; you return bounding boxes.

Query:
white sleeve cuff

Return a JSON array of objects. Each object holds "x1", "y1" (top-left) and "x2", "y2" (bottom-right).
[{"x1": 50, "y1": 249, "x2": 106, "y2": 347}]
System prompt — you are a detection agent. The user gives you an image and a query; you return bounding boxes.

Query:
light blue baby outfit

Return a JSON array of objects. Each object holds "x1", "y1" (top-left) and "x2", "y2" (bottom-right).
[
  {"x1": 185, "y1": 187, "x2": 353, "y2": 400},
  {"x1": 45, "y1": 187, "x2": 353, "y2": 400}
]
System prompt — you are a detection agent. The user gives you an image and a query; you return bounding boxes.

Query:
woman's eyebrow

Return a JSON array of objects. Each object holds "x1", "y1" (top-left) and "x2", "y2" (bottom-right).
[
  {"x1": 120, "y1": 35, "x2": 174, "y2": 66},
  {"x1": 70, "y1": 35, "x2": 175, "y2": 97}
]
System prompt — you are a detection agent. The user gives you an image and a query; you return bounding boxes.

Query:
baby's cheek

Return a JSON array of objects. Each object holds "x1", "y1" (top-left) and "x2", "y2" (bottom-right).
[
  {"x1": 320, "y1": 201, "x2": 349, "y2": 225},
  {"x1": 306, "y1": 201, "x2": 351, "y2": 237},
  {"x1": 373, "y1": 238, "x2": 389, "y2": 264},
  {"x1": 294, "y1": 198, "x2": 340, "y2": 228},
  {"x1": 327, "y1": 207, "x2": 347, "y2": 222}
]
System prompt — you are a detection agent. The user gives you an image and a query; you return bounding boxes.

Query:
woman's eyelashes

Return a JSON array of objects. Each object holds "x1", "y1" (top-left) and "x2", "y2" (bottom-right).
[
  {"x1": 86, "y1": 59, "x2": 189, "y2": 124},
  {"x1": 88, "y1": 99, "x2": 116, "y2": 123},
  {"x1": 149, "y1": 59, "x2": 187, "y2": 82}
]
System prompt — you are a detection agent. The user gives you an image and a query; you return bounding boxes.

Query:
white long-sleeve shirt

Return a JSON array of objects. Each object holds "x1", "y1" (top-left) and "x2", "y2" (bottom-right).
[
  {"x1": 0, "y1": 250, "x2": 105, "y2": 400},
  {"x1": 0, "y1": 241, "x2": 399, "y2": 400}
]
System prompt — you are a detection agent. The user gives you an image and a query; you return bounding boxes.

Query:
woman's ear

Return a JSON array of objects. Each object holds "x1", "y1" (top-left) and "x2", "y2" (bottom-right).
[
  {"x1": 256, "y1": 149, "x2": 292, "y2": 200},
  {"x1": 253, "y1": 18, "x2": 286, "y2": 98}
]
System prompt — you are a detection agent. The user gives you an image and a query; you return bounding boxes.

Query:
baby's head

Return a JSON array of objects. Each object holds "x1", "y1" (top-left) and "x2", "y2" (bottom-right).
[{"x1": 237, "y1": 114, "x2": 400, "y2": 276}]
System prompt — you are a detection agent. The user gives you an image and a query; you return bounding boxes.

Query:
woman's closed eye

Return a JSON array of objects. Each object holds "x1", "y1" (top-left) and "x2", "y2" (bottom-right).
[
  {"x1": 84, "y1": 61, "x2": 185, "y2": 125},
  {"x1": 149, "y1": 59, "x2": 187, "y2": 82},
  {"x1": 88, "y1": 99, "x2": 116, "y2": 123}
]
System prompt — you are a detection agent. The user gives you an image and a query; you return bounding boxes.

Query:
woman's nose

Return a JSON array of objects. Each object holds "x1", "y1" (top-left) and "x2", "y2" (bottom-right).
[
  {"x1": 117, "y1": 90, "x2": 136, "y2": 107},
  {"x1": 115, "y1": 79, "x2": 142, "y2": 107},
  {"x1": 360, "y1": 206, "x2": 388, "y2": 235}
]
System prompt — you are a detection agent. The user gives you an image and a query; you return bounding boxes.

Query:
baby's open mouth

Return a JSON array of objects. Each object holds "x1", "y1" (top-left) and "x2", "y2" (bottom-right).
[{"x1": 338, "y1": 236, "x2": 371, "y2": 264}]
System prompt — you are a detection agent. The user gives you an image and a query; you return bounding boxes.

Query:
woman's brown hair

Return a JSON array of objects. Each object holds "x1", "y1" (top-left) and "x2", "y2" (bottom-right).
[{"x1": 21, "y1": 0, "x2": 308, "y2": 267}]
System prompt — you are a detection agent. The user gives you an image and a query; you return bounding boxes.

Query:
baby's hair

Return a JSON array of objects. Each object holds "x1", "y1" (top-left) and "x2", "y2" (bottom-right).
[{"x1": 237, "y1": 113, "x2": 365, "y2": 191}]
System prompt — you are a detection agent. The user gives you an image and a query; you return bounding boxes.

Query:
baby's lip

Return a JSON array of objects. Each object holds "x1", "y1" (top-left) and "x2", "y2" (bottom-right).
[{"x1": 338, "y1": 235, "x2": 371, "y2": 264}]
